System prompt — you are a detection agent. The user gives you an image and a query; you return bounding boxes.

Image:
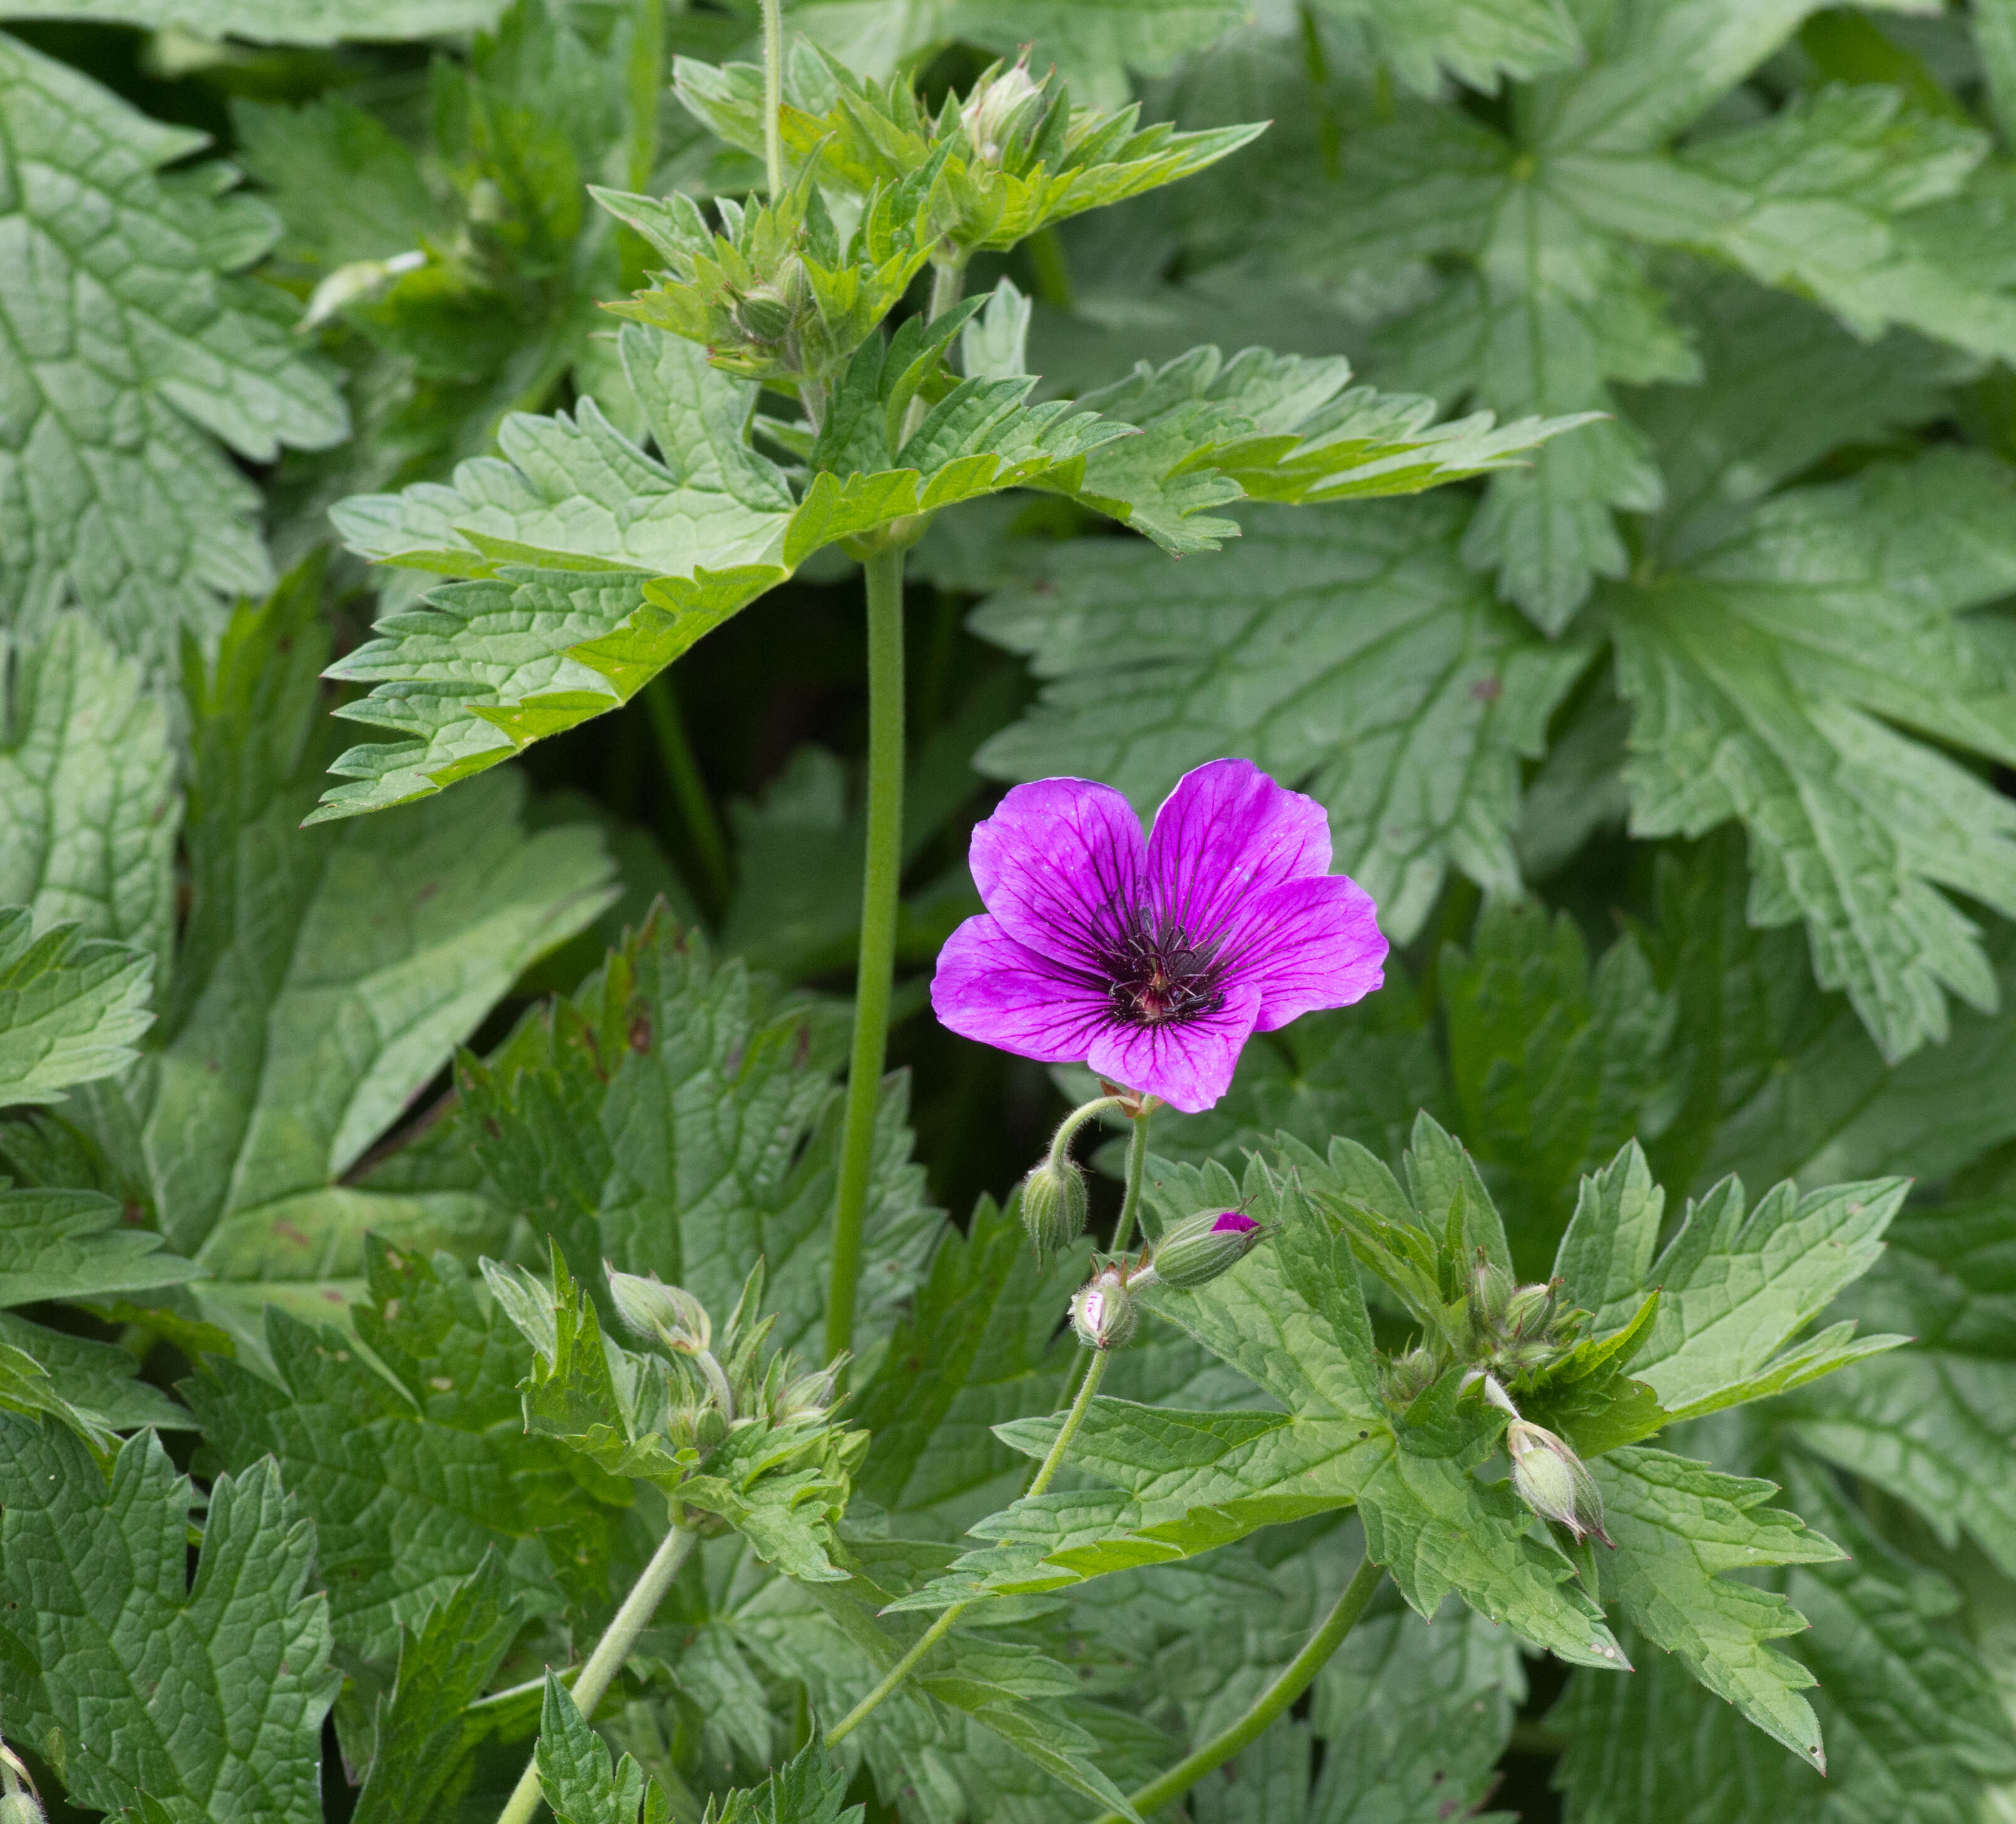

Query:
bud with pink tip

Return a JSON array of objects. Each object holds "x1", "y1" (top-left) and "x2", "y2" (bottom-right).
[
  {"x1": 1145, "y1": 1208, "x2": 1269, "y2": 1290},
  {"x1": 1069, "y1": 1265, "x2": 1138, "y2": 1350}
]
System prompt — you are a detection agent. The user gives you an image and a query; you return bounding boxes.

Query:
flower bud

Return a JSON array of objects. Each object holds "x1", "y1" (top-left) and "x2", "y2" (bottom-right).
[
  {"x1": 0, "y1": 1792, "x2": 44, "y2": 1824},
  {"x1": 730, "y1": 281, "x2": 796, "y2": 345},
  {"x1": 1069, "y1": 1266, "x2": 1137, "y2": 1351},
  {"x1": 960, "y1": 57, "x2": 1046, "y2": 164},
  {"x1": 1021, "y1": 1156, "x2": 1089, "y2": 1260},
  {"x1": 606, "y1": 1267, "x2": 712, "y2": 1355},
  {"x1": 1502, "y1": 1282, "x2": 1553, "y2": 1336},
  {"x1": 1146, "y1": 1208, "x2": 1267, "y2": 1290},
  {"x1": 1507, "y1": 1419, "x2": 1612, "y2": 1547},
  {"x1": 299, "y1": 249, "x2": 427, "y2": 331},
  {"x1": 1470, "y1": 1257, "x2": 1512, "y2": 1324},
  {"x1": 776, "y1": 1359, "x2": 844, "y2": 1422}
]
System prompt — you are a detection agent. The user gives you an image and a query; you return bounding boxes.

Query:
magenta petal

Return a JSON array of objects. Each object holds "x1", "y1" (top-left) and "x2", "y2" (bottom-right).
[
  {"x1": 1213, "y1": 1211, "x2": 1257, "y2": 1233},
  {"x1": 968, "y1": 777, "x2": 1145, "y2": 969},
  {"x1": 1085, "y1": 982, "x2": 1262, "y2": 1114},
  {"x1": 1217, "y1": 873, "x2": 1387, "y2": 1033},
  {"x1": 1145, "y1": 759, "x2": 1332, "y2": 942},
  {"x1": 930, "y1": 914, "x2": 1113, "y2": 1063}
]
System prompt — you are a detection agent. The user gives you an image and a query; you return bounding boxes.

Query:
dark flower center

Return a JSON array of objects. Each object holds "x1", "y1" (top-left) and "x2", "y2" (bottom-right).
[{"x1": 1099, "y1": 904, "x2": 1227, "y2": 1027}]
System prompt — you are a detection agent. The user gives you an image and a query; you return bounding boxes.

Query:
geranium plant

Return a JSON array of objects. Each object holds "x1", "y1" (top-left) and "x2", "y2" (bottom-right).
[{"x1": 2, "y1": 3, "x2": 2015, "y2": 1823}]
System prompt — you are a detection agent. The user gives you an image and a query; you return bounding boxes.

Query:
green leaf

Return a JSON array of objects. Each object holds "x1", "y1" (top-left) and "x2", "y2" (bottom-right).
[
  {"x1": 0, "y1": 1416, "x2": 337, "y2": 1823},
  {"x1": 703, "y1": 1739, "x2": 863, "y2": 1824},
  {"x1": 0, "y1": 908, "x2": 152, "y2": 1107},
  {"x1": 459, "y1": 908, "x2": 937, "y2": 1364},
  {"x1": 184, "y1": 1243, "x2": 606, "y2": 1659},
  {"x1": 0, "y1": 0, "x2": 510, "y2": 39},
  {"x1": 537, "y1": 1673, "x2": 673, "y2": 1824},
  {"x1": 1553, "y1": 1142, "x2": 1908, "y2": 1421},
  {"x1": 786, "y1": 0, "x2": 1251, "y2": 107},
  {"x1": 850, "y1": 1191, "x2": 1088, "y2": 1536},
  {"x1": 725, "y1": 1547, "x2": 1158, "y2": 1821},
  {"x1": 1060, "y1": 345, "x2": 1598, "y2": 556},
  {"x1": 971, "y1": 499, "x2": 1592, "y2": 941},
  {"x1": 0, "y1": 33, "x2": 344, "y2": 668},
  {"x1": 1779, "y1": 1195, "x2": 2016, "y2": 1578},
  {"x1": 1610, "y1": 449, "x2": 2016, "y2": 1065},
  {"x1": 318, "y1": 326, "x2": 1121, "y2": 821},
  {"x1": 1309, "y1": 0, "x2": 1581, "y2": 94},
  {"x1": 1442, "y1": 898, "x2": 1677, "y2": 1272},
  {"x1": 1571, "y1": 88, "x2": 2016, "y2": 366},
  {"x1": 1593, "y1": 1446, "x2": 1842, "y2": 1764},
  {"x1": 351, "y1": 1553, "x2": 524, "y2": 1824},
  {"x1": 0, "y1": 616, "x2": 179, "y2": 979},
  {"x1": 1556, "y1": 1447, "x2": 2016, "y2": 1822},
  {"x1": 1644, "y1": 832, "x2": 2016, "y2": 1196},
  {"x1": 90, "y1": 574, "x2": 614, "y2": 1340},
  {"x1": 0, "y1": 1309, "x2": 191, "y2": 1433},
  {"x1": 0, "y1": 1182, "x2": 195, "y2": 1306}
]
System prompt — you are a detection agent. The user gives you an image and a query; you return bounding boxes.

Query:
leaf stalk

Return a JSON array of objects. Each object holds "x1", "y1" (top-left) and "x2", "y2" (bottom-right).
[
  {"x1": 495, "y1": 1521, "x2": 699, "y2": 1824},
  {"x1": 1090, "y1": 1549, "x2": 1385, "y2": 1821}
]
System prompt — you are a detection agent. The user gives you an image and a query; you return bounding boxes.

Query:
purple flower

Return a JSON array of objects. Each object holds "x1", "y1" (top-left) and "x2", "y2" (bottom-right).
[
  {"x1": 930, "y1": 759, "x2": 1388, "y2": 1111},
  {"x1": 1212, "y1": 1211, "x2": 1257, "y2": 1234}
]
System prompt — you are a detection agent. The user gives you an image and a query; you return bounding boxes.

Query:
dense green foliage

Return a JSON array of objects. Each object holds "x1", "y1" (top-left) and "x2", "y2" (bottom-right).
[{"x1": 4, "y1": 2, "x2": 2016, "y2": 1822}]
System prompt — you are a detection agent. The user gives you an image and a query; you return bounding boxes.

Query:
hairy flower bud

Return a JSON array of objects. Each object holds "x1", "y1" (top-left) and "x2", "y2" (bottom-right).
[
  {"x1": 1021, "y1": 1155, "x2": 1089, "y2": 1260},
  {"x1": 0, "y1": 1792, "x2": 44, "y2": 1824},
  {"x1": 606, "y1": 1267, "x2": 712, "y2": 1355},
  {"x1": 1147, "y1": 1208, "x2": 1267, "y2": 1290},
  {"x1": 960, "y1": 56, "x2": 1046, "y2": 164},
  {"x1": 730, "y1": 280, "x2": 796, "y2": 345},
  {"x1": 776, "y1": 1359, "x2": 844, "y2": 1422},
  {"x1": 1507, "y1": 1419, "x2": 1612, "y2": 1546},
  {"x1": 1069, "y1": 1266, "x2": 1137, "y2": 1350},
  {"x1": 1470, "y1": 1257, "x2": 1512, "y2": 1324},
  {"x1": 1502, "y1": 1282, "x2": 1553, "y2": 1335}
]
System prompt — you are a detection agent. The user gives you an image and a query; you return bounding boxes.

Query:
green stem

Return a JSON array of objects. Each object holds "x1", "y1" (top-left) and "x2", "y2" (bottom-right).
[
  {"x1": 642, "y1": 674, "x2": 732, "y2": 919},
  {"x1": 823, "y1": 1348, "x2": 1112, "y2": 1748},
  {"x1": 1109, "y1": 1102, "x2": 1153, "y2": 1258},
  {"x1": 1091, "y1": 1550, "x2": 1383, "y2": 1823},
  {"x1": 1024, "y1": 226, "x2": 1073, "y2": 311},
  {"x1": 496, "y1": 1523, "x2": 699, "y2": 1824},
  {"x1": 825, "y1": 543, "x2": 907, "y2": 1364},
  {"x1": 927, "y1": 258, "x2": 967, "y2": 323},
  {"x1": 1046, "y1": 1095, "x2": 1125, "y2": 1171},
  {"x1": 760, "y1": 0, "x2": 784, "y2": 197},
  {"x1": 626, "y1": 0, "x2": 663, "y2": 192}
]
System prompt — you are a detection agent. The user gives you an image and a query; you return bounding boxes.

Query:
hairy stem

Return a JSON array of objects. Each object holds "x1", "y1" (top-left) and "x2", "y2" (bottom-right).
[
  {"x1": 1109, "y1": 1103, "x2": 1154, "y2": 1258},
  {"x1": 1091, "y1": 1550, "x2": 1384, "y2": 1822},
  {"x1": 825, "y1": 543, "x2": 907, "y2": 1363},
  {"x1": 898, "y1": 259, "x2": 967, "y2": 446},
  {"x1": 823, "y1": 1348, "x2": 1113, "y2": 1748},
  {"x1": 760, "y1": 0, "x2": 784, "y2": 197},
  {"x1": 642, "y1": 675, "x2": 732, "y2": 919},
  {"x1": 496, "y1": 1522, "x2": 699, "y2": 1824},
  {"x1": 1046, "y1": 1094, "x2": 1125, "y2": 1171}
]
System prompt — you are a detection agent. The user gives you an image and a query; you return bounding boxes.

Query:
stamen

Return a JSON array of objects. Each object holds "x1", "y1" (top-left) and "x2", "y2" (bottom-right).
[{"x1": 1097, "y1": 904, "x2": 1227, "y2": 1027}]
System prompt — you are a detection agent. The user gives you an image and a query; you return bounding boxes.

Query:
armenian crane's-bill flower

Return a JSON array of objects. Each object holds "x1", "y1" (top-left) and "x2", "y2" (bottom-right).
[{"x1": 930, "y1": 759, "x2": 1388, "y2": 1111}]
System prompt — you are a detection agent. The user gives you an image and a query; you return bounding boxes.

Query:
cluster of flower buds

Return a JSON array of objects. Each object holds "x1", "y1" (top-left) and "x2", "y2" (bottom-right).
[
  {"x1": 1464, "y1": 1251, "x2": 1587, "y2": 1382},
  {"x1": 959, "y1": 55, "x2": 1056, "y2": 167},
  {"x1": 606, "y1": 1265, "x2": 844, "y2": 1454},
  {"x1": 1066, "y1": 1205, "x2": 1270, "y2": 1350},
  {"x1": 1479, "y1": 1374, "x2": 1612, "y2": 1547}
]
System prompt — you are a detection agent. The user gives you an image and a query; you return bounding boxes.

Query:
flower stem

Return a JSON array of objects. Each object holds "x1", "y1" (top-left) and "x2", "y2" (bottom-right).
[
  {"x1": 825, "y1": 542, "x2": 907, "y2": 1364},
  {"x1": 495, "y1": 1523, "x2": 699, "y2": 1824},
  {"x1": 927, "y1": 258, "x2": 967, "y2": 324},
  {"x1": 1046, "y1": 1095, "x2": 1125, "y2": 1172},
  {"x1": 823, "y1": 1348, "x2": 1111, "y2": 1749},
  {"x1": 759, "y1": 0, "x2": 784, "y2": 197},
  {"x1": 642, "y1": 674, "x2": 731, "y2": 920},
  {"x1": 1089, "y1": 1550, "x2": 1384, "y2": 1823},
  {"x1": 1109, "y1": 1103, "x2": 1154, "y2": 1257}
]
